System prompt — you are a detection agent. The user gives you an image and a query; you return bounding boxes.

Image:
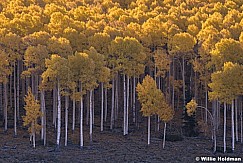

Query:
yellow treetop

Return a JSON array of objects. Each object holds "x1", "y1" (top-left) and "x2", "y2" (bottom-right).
[
  {"x1": 23, "y1": 87, "x2": 42, "y2": 133},
  {"x1": 186, "y1": 99, "x2": 198, "y2": 116}
]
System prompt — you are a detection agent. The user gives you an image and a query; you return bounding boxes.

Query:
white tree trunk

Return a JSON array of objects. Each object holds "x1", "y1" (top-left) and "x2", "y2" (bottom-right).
[
  {"x1": 40, "y1": 89, "x2": 46, "y2": 146},
  {"x1": 123, "y1": 74, "x2": 126, "y2": 135},
  {"x1": 115, "y1": 76, "x2": 119, "y2": 120},
  {"x1": 104, "y1": 87, "x2": 107, "y2": 122},
  {"x1": 224, "y1": 102, "x2": 227, "y2": 153},
  {"x1": 148, "y1": 116, "x2": 151, "y2": 145},
  {"x1": 9, "y1": 74, "x2": 12, "y2": 109},
  {"x1": 65, "y1": 95, "x2": 69, "y2": 146},
  {"x1": 17, "y1": 60, "x2": 20, "y2": 120},
  {"x1": 80, "y1": 84, "x2": 83, "y2": 148},
  {"x1": 101, "y1": 82, "x2": 104, "y2": 132},
  {"x1": 14, "y1": 63, "x2": 17, "y2": 136},
  {"x1": 231, "y1": 99, "x2": 235, "y2": 151},
  {"x1": 92, "y1": 91, "x2": 94, "y2": 125},
  {"x1": 43, "y1": 91, "x2": 46, "y2": 146},
  {"x1": 163, "y1": 122, "x2": 167, "y2": 149},
  {"x1": 33, "y1": 131, "x2": 36, "y2": 149},
  {"x1": 213, "y1": 100, "x2": 217, "y2": 153},
  {"x1": 89, "y1": 90, "x2": 93, "y2": 144},
  {"x1": 235, "y1": 98, "x2": 238, "y2": 142},
  {"x1": 158, "y1": 77, "x2": 161, "y2": 132},
  {"x1": 56, "y1": 81, "x2": 61, "y2": 150},
  {"x1": 126, "y1": 76, "x2": 129, "y2": 135},
  {"x1": 32, "y1": 124, "x2": 36, "y2": 149},
  {"x1": 86, "y1": 92, "x2": 89, "y2": 125}
]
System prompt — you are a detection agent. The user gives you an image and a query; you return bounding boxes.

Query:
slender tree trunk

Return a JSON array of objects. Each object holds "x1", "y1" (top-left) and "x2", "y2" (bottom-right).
[
  {"x1": 224, "y1": 102, "x2": 227, "y2": 153},
  {"x1": 86, "y1": 92, "x2": 89, "y2": 126},
  {"x1": 56, "y1": 81, "x2": 61, "y2": 150},
  {"x1": 213, "y1": 100, "x2": 217, "y2": 153},
  {"x1": 232, "y1": 99, "x2": 235, "y2": 152},
  {"x1": 126, "y1": 76, "x2": 129, "y2": 135},
  {"x1": 89, "y1": 90, "x2": 93, "y2": 144},
  {"x1": 101, "y1": 82, "x2": 104, "y2": 132},
  {"x1": 72, "y1": 98, "x2": 76, "y2": 132},
  {"x1": 65, "y1": 95, "x2": 69, "y2": 146},
  {"x1": 92, "y1": 91, "x2": 94, "y2": 125},
  {"x1": 80, "y1": 84, "x2": 83, "y2": 148},
  {"x1": 40, "y1": 90, "x2": 46, "y2": 146},
  {"x1": 17, "y1": 60, "x2": 20, "y2": 120},
  {"x1": 104, "y1": 87, "x2": 107, "y2": 122},
  {"x1": 14, "y1": 63, "x2": 17, "y2": 136},
  {"x1": 110, "y1": 78, "x2": 115, "y2": 129},
  {"x1": 130, "y1": 78, "x2": 132, "y2": 123},
  {"x1": 40, "y1": 89, "x2": 44, "y2": 141},
  {"x1": 148, "y1": 116, "x2": 150, "y2": 145},
  {"x1": 32, "y1": 124, "x2": 36, "y2": 148},
  {"x1": 123, "y1": 74, "x2": 126, "y2": 135},
  {"x1": 158, "y1": 77, "x2": 161, "y2": 132},
  {"x1": 115, "y1": 75, "x2": 119, "y2": 120},
  {"x1": 163, "y1": 122, "x2": 167, "y2": 149},
  {"x1": 235, "y1": 98, "x2": 238, "y2": 142},
  {"x1": 4, "y1": 82, "x2": 8, "y2": 132},
  {"x1": 9, "y1": 75, "x2": 12, "y2": 109}
]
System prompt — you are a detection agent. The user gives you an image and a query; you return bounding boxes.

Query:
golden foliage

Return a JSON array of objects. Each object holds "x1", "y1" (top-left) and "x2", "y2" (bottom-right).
[
  {"x1": 186, "y1": 99, "x2": 198, "y2": 116},
  {"x1": 22, "y1": 87, "x2": 42, "y2": 134}
]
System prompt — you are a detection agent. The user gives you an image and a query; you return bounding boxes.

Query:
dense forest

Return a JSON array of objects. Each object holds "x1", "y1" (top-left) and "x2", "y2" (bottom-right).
[{"x1": 0, "y1": 0, "x2": 243, "y2": 158}]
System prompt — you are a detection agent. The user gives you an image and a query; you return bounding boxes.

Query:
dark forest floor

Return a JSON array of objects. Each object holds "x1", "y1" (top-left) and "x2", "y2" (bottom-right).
[{"x1": 1, "y1": 119, "x2": 243, "y2": 163}]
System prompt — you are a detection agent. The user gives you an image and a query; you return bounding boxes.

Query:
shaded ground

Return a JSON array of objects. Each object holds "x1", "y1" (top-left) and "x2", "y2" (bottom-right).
[{"x1": 1, "y1": 123, "x2": 243, "y2": 163}]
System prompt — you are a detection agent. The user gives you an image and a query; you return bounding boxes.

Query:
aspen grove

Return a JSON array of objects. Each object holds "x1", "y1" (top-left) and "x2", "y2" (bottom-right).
[{"x1": 0, "y1": 0, "x2": 243, "y2": 154}]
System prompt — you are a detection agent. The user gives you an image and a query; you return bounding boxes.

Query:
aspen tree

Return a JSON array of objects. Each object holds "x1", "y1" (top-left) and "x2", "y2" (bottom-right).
[
  {"x1": 23, "y1": 88, "x2": 42, "y2": 148},
  {"x1": 137, "y1": 75, "x2": 160, "y2": 145},
  {"x1": 156, "y1": 92, "x2": 174, "y2": 149}
]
